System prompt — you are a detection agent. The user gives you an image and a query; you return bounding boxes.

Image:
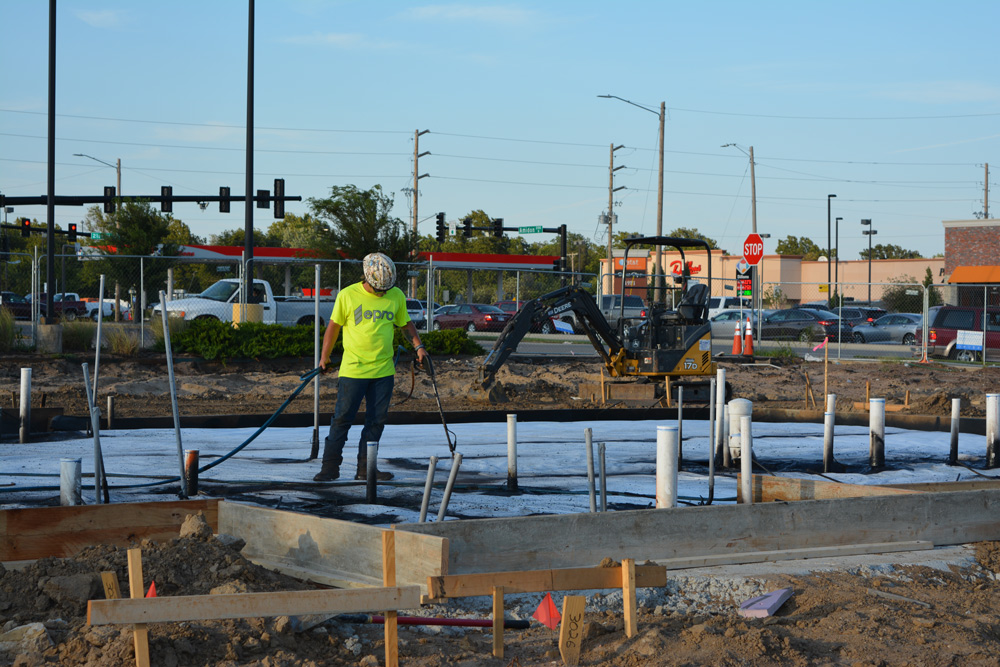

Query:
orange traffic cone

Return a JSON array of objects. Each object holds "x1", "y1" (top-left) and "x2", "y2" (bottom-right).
[
  {"x1": 731, "y1": 321, "x2": 743, "y2": 355},
  {"x1": 743, "y1": 316, "x2": 754, "y2": 357}
]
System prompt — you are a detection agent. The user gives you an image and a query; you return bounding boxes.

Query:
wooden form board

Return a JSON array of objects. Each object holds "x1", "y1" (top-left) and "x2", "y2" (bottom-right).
[
  {"x1": 0, "y1": 499, "x2": 218, "y2": 562},
  {"x1": 742, "y1": 474, "x2": 920, "y2": 503},
  {"x1": 428, "y1": 564, "x2": 667, "y2": 600},
  {"x1": 88, "y1": 586, "x2": 421, "y2": 625},
  {"x1": 658, "y1": 541, "x2": 932, "y2": 570},
  {"x1": 218, "y1": 501, "x2": 447, "y2": 591},
  {"x1": 396, "y1": 489, "x2": 1000, "y2": 574}
]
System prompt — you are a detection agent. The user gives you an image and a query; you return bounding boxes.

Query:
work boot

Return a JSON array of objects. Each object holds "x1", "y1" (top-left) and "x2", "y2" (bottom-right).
[
  {"x1": 313, "y1": 461, "x2": 340, "y2": 482},
  {"x1": 355, "y1": 466, "x2": 394, "y2": 481}
]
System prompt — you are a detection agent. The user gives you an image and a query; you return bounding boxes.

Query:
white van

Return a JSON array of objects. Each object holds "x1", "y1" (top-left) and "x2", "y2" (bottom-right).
[{"x1": 707, "y1": 296, "x2": 751, "y2": 319}]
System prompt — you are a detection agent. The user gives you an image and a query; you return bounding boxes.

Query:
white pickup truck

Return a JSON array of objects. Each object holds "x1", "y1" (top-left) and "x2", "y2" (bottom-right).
[{"x1": 151, "y1": 279, "x2": 336, "y2": 326}]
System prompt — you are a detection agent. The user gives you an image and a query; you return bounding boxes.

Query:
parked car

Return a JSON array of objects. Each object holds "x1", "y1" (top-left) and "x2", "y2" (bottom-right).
[
  {"x1": 851, "y1": 313, "x2": 922, "y2": 345},
  {"x1": 493, "y1": 300, "x2": 564, "y2": 334},
  {"x1": 151, "y1": 279, "x2": 335, "y2": 326},
  {"x1": 760, "y1": 308, "x2": 851, "y2": 342},
  {"x1": 599, "y1": 294, "x2": 647, "y2": 330},
  {"x1": 405, "y1": 298, "x2": 427, "y2": 328},
  {"x1": 830, "y1": 306, "x2": 889, "y2": 328},
  {"x1": 431, "y1": 303, "x2": 510, "y2": 332},
  {"x1": 928, "y1": 305, "x2": 1000, "y2": 361},
  {"x1": 0, "y1": 291, "x2": 32, "y2": 319},
  {"x1": 35, "y1": 293, "x2": 87, "y2": 321},
  {"x1": 709, "y1": 310, "x2": 759, "y2": 340},
  {"x1": 707, "y1": 296, "x2": 752, "y2": 319}
]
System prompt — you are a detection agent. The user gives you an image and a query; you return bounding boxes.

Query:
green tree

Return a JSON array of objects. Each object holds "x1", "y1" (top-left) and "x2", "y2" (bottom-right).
[
  {"x1": 307, "y1": 184, "x2": 416, "y2": 265},
  {"x1": 860, "y1": 244, "x2": 923, "y2": 260},
  {"x1": 775, "y1": 236, "x2": 823, "y2": 260},
  {"x1": 923, "y1": 266, "x2": 943, "y2": 307}
]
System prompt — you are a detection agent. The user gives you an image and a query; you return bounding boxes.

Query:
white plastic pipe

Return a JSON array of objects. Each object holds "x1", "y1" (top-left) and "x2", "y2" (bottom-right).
[
  {"x1": 159, "y1": 290, "x2": 188, "y2": 499},
  {"x1": 60, "y1": 457, "x2": 82, "y2": 506},
  {"x1": 585, "y1": 428, "x2": 596, "y2": 513},
  {"x1": 741, "y1": 416, "x2": 753, "y2": 504},
  {"x1": 656, "y1": 425, "x2": 678, "y2": 509},
  {"x1": 722, "y1": 404, "x2": 731, "y2": 467},
  {"x1": 714, "y1": 368, "x2": 726, "y2": 466},
  {"x1": 826, "y1": 393, "x2": 837, "y2": 415},
  {"x1": 988, "y1": 394, "x2": 1000, "y2": 468},
  {"x1": 707, "y1": 377, "x2": 716, "y2": 504},
  {"x1": 436, "y1": 453, "x2": 463, "y2": 522},
  {"x1": 676, "y1": 386, "x2": 684, "y2": 464},
  {"x1": 949, "y1": 397, "x2": 961, "y2": 466},
  {"x1": 597, "y1": 442, "x2": 607, "y2": 512},
  {"x1": 870, "y1": 398, "x2": 886, "y2": 469},
  {"x1": 728, "y1": 398, "x2": 753, "y2": 462},
  {"x1": 823, "y1": 411, "x2": 835, "y2": 473},
  {"x1": 507, "y1": 414, "x2": 518, "y2": 491},
  {"x1": 419, "y1": 456, "x2": 439, "y2": 523},
  {"x1": 81, "y1": 362, "x2": 104, "y2": 504},
  {"x1": 19, "y1": 368, "x2": 31, "y2": 444},
  {"x1": 92, "y1": 275, "x2": 105, "y2": 397}
]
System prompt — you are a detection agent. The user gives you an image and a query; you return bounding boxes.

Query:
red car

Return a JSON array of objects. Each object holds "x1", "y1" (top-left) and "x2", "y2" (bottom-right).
[
  {"x1": 493, "y1": 300, "x2": 564, "y2": 334},
  {"x1": 431, "y1": 303, "x2": 510, "y2": 332}
]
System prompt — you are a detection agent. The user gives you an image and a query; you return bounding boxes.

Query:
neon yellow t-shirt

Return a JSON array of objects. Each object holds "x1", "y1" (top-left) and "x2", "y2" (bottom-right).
[{"x1": 332, "y1": 283, "x2": 411, "y2": 378}]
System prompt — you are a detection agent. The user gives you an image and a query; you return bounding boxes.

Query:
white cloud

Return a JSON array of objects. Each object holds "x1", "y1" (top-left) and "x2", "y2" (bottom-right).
[
  {"x1": 400, "y1": 4, "x2": 537, "y2": 25},
  {"x1": 74, "y1": 9, "x2": 126, "y2": 29},
  {"x1": 875, "y1": 81, "x2": 1000, "y2": 104}
]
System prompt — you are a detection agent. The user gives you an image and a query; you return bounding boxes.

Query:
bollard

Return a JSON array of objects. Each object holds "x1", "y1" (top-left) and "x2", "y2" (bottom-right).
[
  {"x1": 823, "y1": 412, "x2": 835, "y2": 473},
  {"x1": 507, "y1": 414, "x2": 518, "y2": 491},
  {"x1": 585, "y1": 428, "x2": 596, "y2": 513},
  {"x1": 436, "y1": 453, "x2": 463, "y2": 522},
  {"x1": 597, "y1": 442, "x2": 607, "y2": 512},
  {"x1": 740, "y1": 416, "x2": 753, "y2": 505},
  {"x1": 728, "y1": 399, "x2": 753, "y2": 463},
  {"x1": 949, "y1": 398, "x2": 961, "y2": 466},
  {"x1": 869, "y1": 398, "x2": 886, "y2": 469},
  {"x1": 714, "y1": 369, "x2": 726, "y2": 466},
  {"x1": 987, "y1": 394, "x2": 1000, "y2": 469},
  {"x1": 366, "y1": 442, "x2": 378, "y2": 503},
  {"x1": 708, "y1": 377, "x2": 716, "y2": 505},
  {"x1": 676, "y1": 386, "x2": 684, "y2": 466},
  {"x1": 826, "y1": 393, "x2": 837, "y2": 416},
  {"x1": 19, "y1": 368, "x2": 31, "y2": 444},
  {"x1": 60, "y1": 458, "x2": 82, "y2": 506},
  {"x1": 184, "y1": 450, "x2": 200, "y2": 496},
  {"x1": 419, "y1": 456, "x2": 439, "y2": 523},
  {"x1": 656, "y1": 426, "x2": 678, "y2": 509}
]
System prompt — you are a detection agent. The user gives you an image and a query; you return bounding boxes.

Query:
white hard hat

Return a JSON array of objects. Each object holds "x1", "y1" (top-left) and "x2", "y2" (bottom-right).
[{"x1": 362, "y1": 252, "x2": 396, "y2": 291}]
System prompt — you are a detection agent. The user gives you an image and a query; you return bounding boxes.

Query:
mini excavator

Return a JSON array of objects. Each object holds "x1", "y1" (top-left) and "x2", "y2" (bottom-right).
[{"x1": 475, "y1": 235, "x2": 728, "y2": 405}]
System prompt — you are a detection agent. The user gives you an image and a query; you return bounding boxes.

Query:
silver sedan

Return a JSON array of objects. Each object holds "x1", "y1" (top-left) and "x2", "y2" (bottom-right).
[
  {"x1": 709, "y1": 310, "x2": 758, "y2": 339},
  {"x1": 850, "y1": 313, "x2": 922, "y2": 344}
]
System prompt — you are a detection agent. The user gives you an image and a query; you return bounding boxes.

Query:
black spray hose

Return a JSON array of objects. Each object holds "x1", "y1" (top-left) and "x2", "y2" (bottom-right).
[{"x1": 419, "y1": 353, "x2": 457, "y2": 455}]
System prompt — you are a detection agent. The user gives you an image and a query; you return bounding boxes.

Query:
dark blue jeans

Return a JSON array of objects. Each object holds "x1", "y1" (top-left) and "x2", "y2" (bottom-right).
[{"x1": 322, "y1": 375, "x2": 395, "y2": 471}]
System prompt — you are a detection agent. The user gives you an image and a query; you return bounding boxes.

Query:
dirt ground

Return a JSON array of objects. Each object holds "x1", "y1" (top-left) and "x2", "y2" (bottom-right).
[
  {"x1": 4, "y1": 352, "x2": 1000, "y2": 665},
  {"x1": 2, "y1": 351, "x2": 998, "y2": 421}
]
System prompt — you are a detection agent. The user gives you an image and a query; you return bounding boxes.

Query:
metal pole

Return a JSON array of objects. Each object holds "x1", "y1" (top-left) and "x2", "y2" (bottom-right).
[
  {"x1": 19, "y1": 368, "x2": 31, "y2": 444},
  {"x1": 139, "y1": 257, "x2": 145, "y2": 350},
  {"x1": 823, "y1": 411, "x2": 835, "y2": 473},
  {"x1": 311, "y1": 264, "x2": 320, "y2": 459},
  {"x1": 436, "y1": 453, "x2": 463, "y2": 522},
  {"x1": 597, "y1": 442, "x2": 607, "y2": 512},
  {"x1": 987, "y1": 393, "x2": 1000, "y2": 468},
  {"x1": 92, "y1": 275, "x2": 105, "y2": 397},
  {"x1": 243, "y1": 0, "x2": 255, "y2": 308},
  {"x1": 184, "y1": 449, "x2": 200, "y2": 496},
  {"x1": 81, "y1": 362, "x2": 104, "y2": 504},
  {"x1": 949, "y1": 397, "x2": 961, "y2": 466},
  {"x1": 654, "y1": 102, "x2": 665, "y2": 303},
  {"x1": 869, "y1": 398, "x2": 885, "y2": 469},
  {"x1": 714, "y1": 368, "x2": 726, "y2": 467},
  {"x1": 676, "y1": 385, "x2": 683, "y2": 465},
  {"x1": 707, "y1": 377, "x2": 716, "y2": 504},
  {"x1": 45, "y1": 0, "x2": 56, "y2": 325},
  {"x1": 506, "y1": 414, "x2": 518, "y2": 491},
  {"x1": 419, "y1": 456, "x2": 438, "y2": 523},
  {"x1": 159, "y1": 290, "x2": 188, "y2": 499},
  {"x1": 740, "y1": 416, "x2": 753, "y2": 505},
  {"x1": 826, "y1": 195, "x2": 835, "y2": 296},
  {"x1": 366, "y1": 442, "x2": 378, "y2": 503},
  {"x1": 60, "y1": 457, "x2": 82, "y2": 506},
  {"x1": 585, "y1": 428, "x2": 596, "y2": 512}
]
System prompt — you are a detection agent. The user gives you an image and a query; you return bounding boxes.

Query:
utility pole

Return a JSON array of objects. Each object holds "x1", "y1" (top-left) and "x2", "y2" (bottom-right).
[
  {"x1": 749, "y1": 146, "x2": 757, "y2": 234},
  {"x1": 607, "y1": 144, "x2": 625, "y2": 294},
  {"x1": 986, "y1": 163, "x2": 990, "y2": 219},
  {"x1": 655, "y1": 101, "x2": 665, "y2": 303},
  {"x1": 411, "y1": 130, "x2": 430, "y2": 297}
]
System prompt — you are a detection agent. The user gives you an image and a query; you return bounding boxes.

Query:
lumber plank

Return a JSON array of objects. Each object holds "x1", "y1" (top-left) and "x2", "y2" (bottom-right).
[
  {"x1": 657, "y1": 541, "x2": 933, "y2": 570},
  {"x1": 558, "y1": 595, "x2": 586, "y2": 666},
  {"x1": 0, "y1": 499, "x2": 218, "y2": 561},
  {"x1": 87, "y1": 586, "x2": 422, "y2": 626},
  {"x1": 219, "y1": 502, "x2": 446, "y2": 591},
  {"x1": 745, "y1": 474, "x2": 920, "y2": 503},
  {"x1": 101, "y1": 572, "x2": 122, "y2": 600},
  {"x1": 382, "y1": 531, "x2": 398, "y2": 667},
  {"x1": 492, "y1": 586, "x2": 504, "y2": 659},
  {"x1": 127, "y1": 548, "x2": 150, "y2": 667},
  {"x1": 622, "y1": 559, "x2": 636, "y2": 638},
  {"x1": 428, "y1": 564, "x2": 667, "y2": 600}
]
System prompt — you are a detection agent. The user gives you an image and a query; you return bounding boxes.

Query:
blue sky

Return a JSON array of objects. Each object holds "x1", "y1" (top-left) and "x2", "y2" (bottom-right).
[{"x1": 2, "y1": 1, "x2": 998, "y2": 261}]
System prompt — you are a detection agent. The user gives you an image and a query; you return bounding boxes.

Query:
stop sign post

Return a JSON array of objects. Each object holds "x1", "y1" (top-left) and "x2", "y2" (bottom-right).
[{"x1": 743, "y1": 233, "x2": 764, "y2": 266}]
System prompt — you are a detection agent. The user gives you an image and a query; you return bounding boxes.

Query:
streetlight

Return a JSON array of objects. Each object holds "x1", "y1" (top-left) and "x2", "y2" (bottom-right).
[
  {"x1": 599, "y1": 95, "x2": 665, "y2": 302},
  {"x1": 73, "y1": 153, "x2": 121, "y2": 199},
  {"x1": 834, "y1": 216, "x2": 843, "y2": 296},
  {"x1": 862, "y1": 219, "x2": 877, "y2": 303},
  {"x1": 826, "y1": 194, "x2": 836, "y2": 300}
]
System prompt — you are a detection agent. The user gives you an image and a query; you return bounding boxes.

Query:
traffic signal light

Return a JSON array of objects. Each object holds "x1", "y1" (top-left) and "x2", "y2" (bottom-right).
[
  {"x1": 103, "y1": 186, "x2": 116, "y2": 214},
  {"x1": 492, "y1": 218, "x2": 503, "y2": 238},
  {"x1": 552, "y1": 258, "x2": 561, "y2": 271},
  {"x1": 257, "y1": 189, "x2": 269, "y2": 208},
  {"x1": 273, "y1": 178, "x2": 285, "y2": 218},
  {"x1": 68, "y1": 223, "x2": 77, "y2": 243},
  {"x1": 462, "y1": 217, "x2": 472, "y2": 237},
  {"x1": 435, "y1": 212, "x2": 446, "y2": 243},
  {"x1": 220, "y1": 187, "x2": 231, "y2": 213},
  {"x1": 0, "y1": 234, "x2": 9, "y2": 262},
  {"x1": 20, "y1": 218, "x2": 30, "y2": 238},
  {"x1": 161, "y1": 186, "x2": 173, "y2": 213}
]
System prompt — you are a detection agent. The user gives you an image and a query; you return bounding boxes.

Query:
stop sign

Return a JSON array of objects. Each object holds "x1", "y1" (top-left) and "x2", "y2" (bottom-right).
[{"x1": 743, "y1": 233, "x2": 764, "y2": 266}]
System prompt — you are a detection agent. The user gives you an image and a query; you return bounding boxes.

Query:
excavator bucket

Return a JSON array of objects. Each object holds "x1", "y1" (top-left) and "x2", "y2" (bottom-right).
[{"x1": 470, "y1": 380, "x2": 508, "y2": 404}]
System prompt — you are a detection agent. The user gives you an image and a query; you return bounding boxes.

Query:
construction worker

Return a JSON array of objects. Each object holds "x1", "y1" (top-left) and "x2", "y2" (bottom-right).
[{"x1": 314, "y1": 252, "x2": 429, "y2": 482}]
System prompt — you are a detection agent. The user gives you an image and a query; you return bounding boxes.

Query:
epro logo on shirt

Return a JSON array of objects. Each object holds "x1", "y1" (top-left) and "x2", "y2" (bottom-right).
[{"x1": 354, "y1": 304, "x2": 396, "y2": 325}]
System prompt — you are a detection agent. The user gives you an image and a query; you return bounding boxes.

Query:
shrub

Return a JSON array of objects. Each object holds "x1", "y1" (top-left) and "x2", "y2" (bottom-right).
[
  {"x1": 62, "y1": 319, "x2": 96, "y2": 352},
  {"x1": 105, "y1": 327, "x2": 141, "y2": 356},
  {"x1": 151, "y1": 315, "x2": 190, "y2": 352},
  {"x1": 0, "y1": 307, "x2": 20, "y2": 353}
]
